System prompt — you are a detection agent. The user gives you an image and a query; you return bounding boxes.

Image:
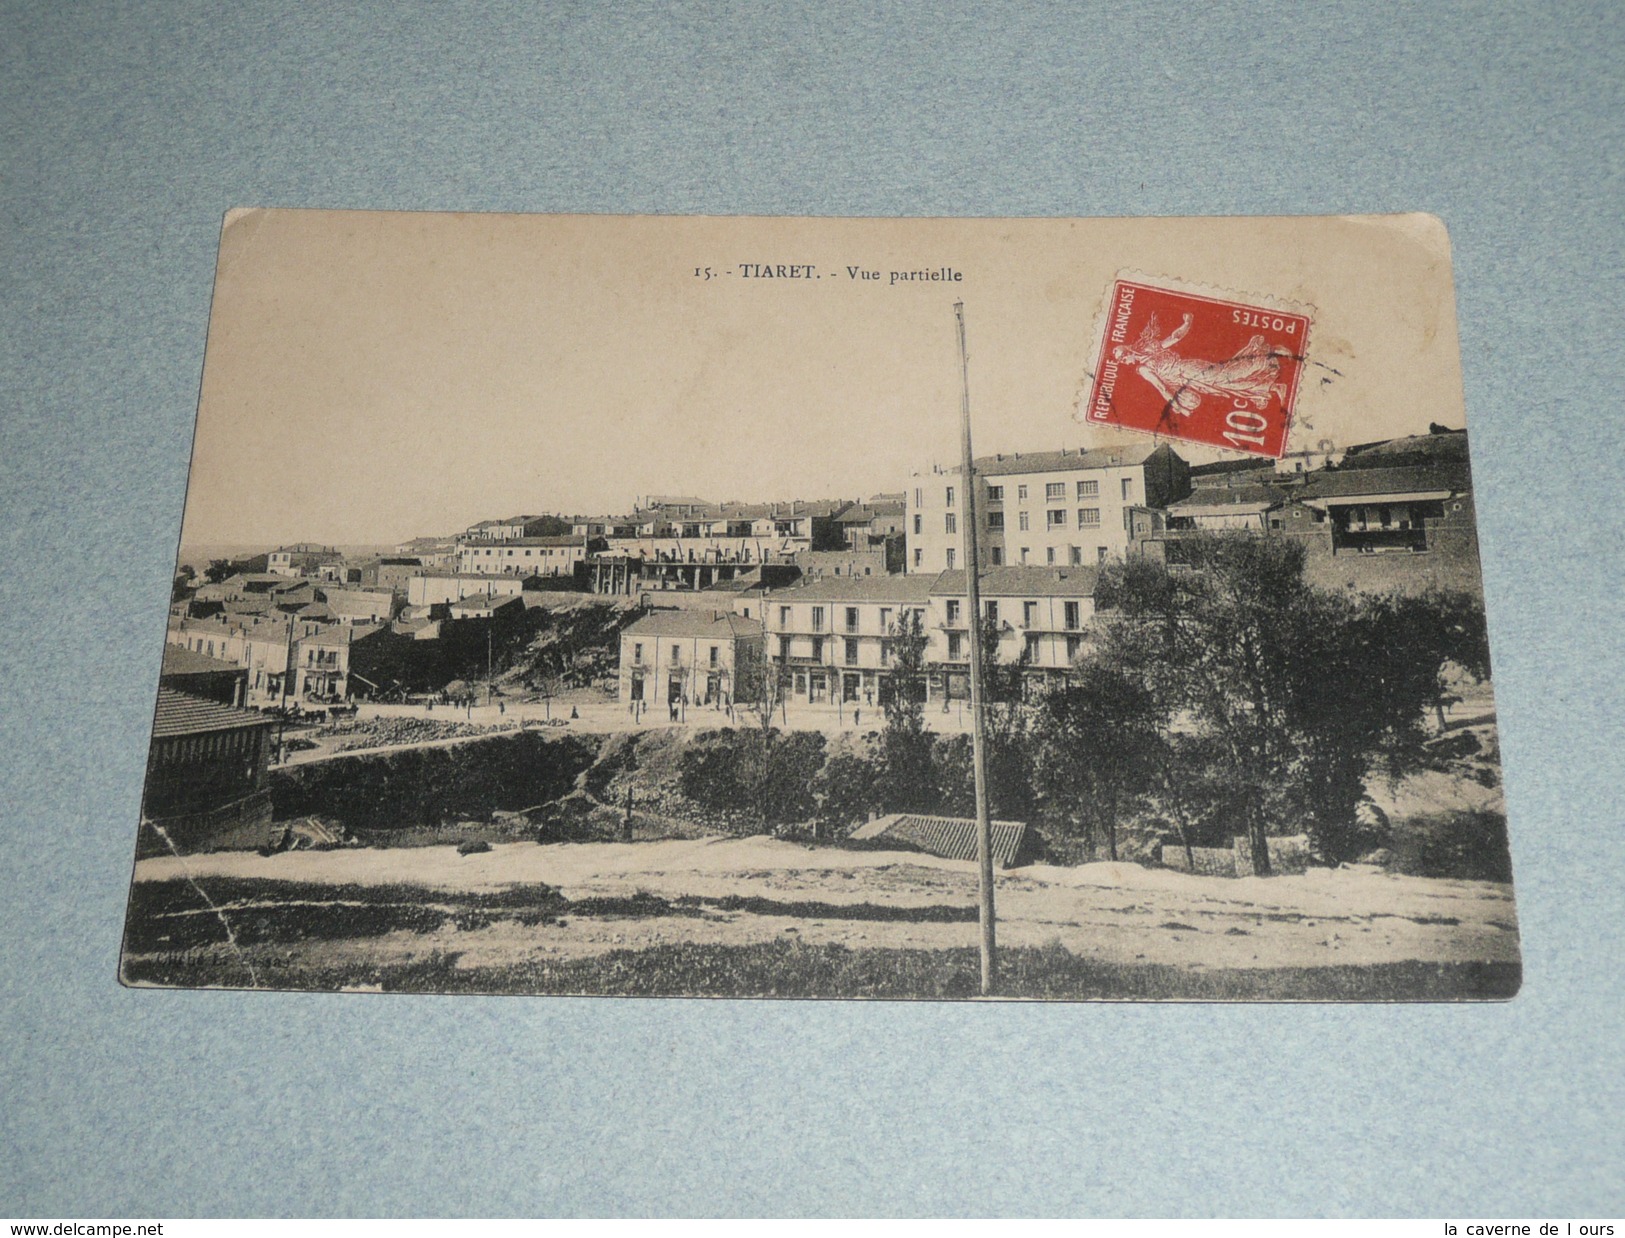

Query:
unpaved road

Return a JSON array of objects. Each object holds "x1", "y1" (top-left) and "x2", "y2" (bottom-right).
[{"x1": 133, "y1": 835, "x2": 1520, "y2": 976}]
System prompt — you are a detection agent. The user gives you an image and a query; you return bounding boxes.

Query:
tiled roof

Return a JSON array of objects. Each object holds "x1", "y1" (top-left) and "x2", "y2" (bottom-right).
[
  {"x1": 1169, "y1": 483, "x2": 1284, "y2": 511},
  {"x1": 763, "y1": 574, "x2": 936, "y2": 604},
  {"x1": 302, "y1": 622, "x2": 386, "y2": 646},
  {"x1": 1189, "y1": 458, "x2": 1274, "y2": 480},
  {"x1": 1293, "y1": 462, "x2": 1470, "y2": 501},
  {"x1": 449, "y1": 594, "x2": 524, "y2": 613},
  {"x1": 460, "y1": 535, "x2": 584, "y2": 547},
  {"x1": 835, "y1": 503, "x2": 903, "y2": 524},
  {"x1": 160, "y1": 646, "x2": 242, "y2": 676},
  {"x1": 151, "y1": 688, "x2": 274, "y2": 740},
  {"x1": 849, "y1": 813, "x2": 1032, "y2": 868},
  {"x1": 220, "y1": 595, "x2": 274, "y2": 614},
  {"x1": 930, "y1": 443, "x2": 1163, "y2": 479},
  {"x1": 929, "y1": 565, "x2": 1100, "y2": 598},
  {"x1": 623, "y1": 610, "x2": 763, "y2": 639},
  {"x1": 175, "y1": 617, "x2": 237, "y2": 638},
  {"x1": 323, "y1": 589, "x2": 393, "y2": 612}
]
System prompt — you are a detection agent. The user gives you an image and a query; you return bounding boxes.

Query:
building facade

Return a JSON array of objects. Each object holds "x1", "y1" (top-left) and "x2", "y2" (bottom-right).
[
  {"x1": 457, "y1": 535, "x2": 591, "y2": 577},
  {"x1": 406, "y1": 572, "x2": 526, "y2": 608},
  {"x1": 267, "y1": 544, "x2": 343, "y2": 576},
  {"x1": 906, "y1": 444, "x2": 1191, "y2": 573},
  {"x1": 618, "y1": 610, "x2": 765, "y2": 708},
  {"x1": 463, "y1": 515, "x2": 558, "y2": 542},
  {"x1": 1131, "y1": 432, "x2": 1482, "y2": 597},
  {"x1": 167, "y1": 614, "x2": 326, "y2": 704},
  {"x1": 925, "y1": 566, "x2": 1099, "y2": 698},
  {"x1": 761, "y1": 575, "x2": 936, "y2": 705}
]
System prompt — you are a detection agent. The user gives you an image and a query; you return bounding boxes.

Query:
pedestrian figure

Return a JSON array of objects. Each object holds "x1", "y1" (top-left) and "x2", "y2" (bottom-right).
[
  {"x1": 498, "y1": 701, "x2": 505, "y2": 715},
  {"x1": 570, "y1": 705, "x2": 579, "y2": 720},
  {"x1": 854, "y1": 708, "x2": 861, "y2": 727}
]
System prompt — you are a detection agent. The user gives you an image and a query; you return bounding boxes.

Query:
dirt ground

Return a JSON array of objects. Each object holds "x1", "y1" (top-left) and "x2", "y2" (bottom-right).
[{"x1": 130, "y1": 835, "x2": 1520, "y2": 981}]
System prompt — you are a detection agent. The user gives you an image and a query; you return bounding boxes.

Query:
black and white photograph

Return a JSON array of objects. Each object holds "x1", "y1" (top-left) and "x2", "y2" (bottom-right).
[{"x1": 121, "y1": 209, "x2": 1519, "y2": 1000}]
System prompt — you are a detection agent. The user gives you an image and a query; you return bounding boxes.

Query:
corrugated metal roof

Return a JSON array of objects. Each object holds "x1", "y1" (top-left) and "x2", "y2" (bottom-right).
[
  {"x1": 151, "y1": 688, "x2": 274, "y2": 739},
  {"x1": 849, "y1": 813, "x2": 1032, "y2": 868}
]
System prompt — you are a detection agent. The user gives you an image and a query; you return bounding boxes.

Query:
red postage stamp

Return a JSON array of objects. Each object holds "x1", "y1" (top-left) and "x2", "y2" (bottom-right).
[{"x1": 1081, "y1": 275, "x2": 1312, "y2": 458}]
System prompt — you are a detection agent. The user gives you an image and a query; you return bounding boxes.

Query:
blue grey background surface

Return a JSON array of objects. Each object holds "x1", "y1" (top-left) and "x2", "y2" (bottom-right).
[{"x1": 2, "y1": 0, "x2": 1620, "y2": 1217}]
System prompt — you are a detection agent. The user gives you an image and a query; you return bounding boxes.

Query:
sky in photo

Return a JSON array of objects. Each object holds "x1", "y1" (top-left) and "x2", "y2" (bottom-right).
[{"x1": 179, "y1": 210, "x2": 1467, "y2": 548}]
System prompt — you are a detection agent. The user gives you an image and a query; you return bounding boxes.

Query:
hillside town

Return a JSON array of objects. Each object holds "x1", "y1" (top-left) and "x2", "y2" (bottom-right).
[
  {"x1": 131, "y1": 420, "x2": 1515, "y2": 998},
  {"x1": 164, "y1": 426, "x2": 1480, "y2": 716}
]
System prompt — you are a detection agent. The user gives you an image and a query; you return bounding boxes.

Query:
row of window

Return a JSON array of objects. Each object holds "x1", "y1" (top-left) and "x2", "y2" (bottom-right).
[
  {"x1": 771, "y1": 605, "x2": 926, "y2": 634},
  {"x1": 468, "y1": 547, "x2": 579, "y2": 556},
  {"x1": 770, "y1": 598, "x2": 1086, "y2": 633},
  {"x1": 942, "y1": 598, "x2": 1086, "y2": 628},
  {"x1": 942, "y1": 631, "x2": 1085, "y2": 661},
  {"x1": 912, "y1": 544, "x2": 1109, "y2": 568},
  {"x1": 774, "y1": 631, "x2": 1089, "y2": 667},
  {"x1": 920, "y1": 479, "x2": 1133, "y2": 508},
  {"x1": 979, "y1": 508, "x2": 1102, "y2": 532},
  {"x1": 630, "y1": 643, "x2": 723, "y2": 668}
]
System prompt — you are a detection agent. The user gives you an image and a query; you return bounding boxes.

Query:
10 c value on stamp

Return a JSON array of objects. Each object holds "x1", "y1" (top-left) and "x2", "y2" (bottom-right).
[{"x1": 1082, "y1": 276, "x2": 1313, "y2": 459}]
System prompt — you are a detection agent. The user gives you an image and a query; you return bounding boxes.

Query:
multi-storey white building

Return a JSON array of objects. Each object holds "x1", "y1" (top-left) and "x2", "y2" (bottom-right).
[
  {"x1": 905, "y1": 444, "x2": 1190, "y2": 574},
  {"x1": 617, "y1": 610, "x2": 765, "y2": 708},
  {"x1": 755, "y1": 566, "x2": 1098, "y2": 704},
  {"x1": 925, "y1": 566, "x2": 1099, "y2": 699},
  {"x1": 167, "y1": 614, "x2": 329, "y2": 703},
  {"x1": 267, "y1": 544, "x2": 343, "y2": 577},
  {"x1": 760, "y1": 575, "x2": 936, "y2": 705},
  {"x1": 457, "y1": 535, "x2": 589, "y2": 577},
  {"x1": 463, "y1": 515, "x2": 557, "y2": 542}
]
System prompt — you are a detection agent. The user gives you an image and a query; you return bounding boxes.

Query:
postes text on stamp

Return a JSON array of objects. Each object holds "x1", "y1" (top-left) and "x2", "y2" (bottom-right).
[{"x1": 1082, "y1": 276, "x2": 1312, "y2": 458}]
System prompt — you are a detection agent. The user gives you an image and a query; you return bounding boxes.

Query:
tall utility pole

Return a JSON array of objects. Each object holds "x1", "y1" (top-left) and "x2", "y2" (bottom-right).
[
  {"x1": 955, "y1": 301, "x2": 997, "y2": 996},
  {"x1": 277, "y1": 614, "x2": 298, "y2": 762}
]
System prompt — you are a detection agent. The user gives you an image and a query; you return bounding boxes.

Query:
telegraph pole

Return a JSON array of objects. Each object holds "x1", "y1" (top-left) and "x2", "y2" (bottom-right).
[
  {"x1": 956, "y1": 301, "x2": 997, "y2": 996},
  {"x1": 277, "y1": 613, "x2": 298, "y2": 762}
]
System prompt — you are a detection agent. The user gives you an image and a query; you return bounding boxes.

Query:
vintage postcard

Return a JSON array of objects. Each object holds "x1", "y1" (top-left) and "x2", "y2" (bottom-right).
[{"x1": 122, "y1": 210, "x2": 1518, "y2": 1000}]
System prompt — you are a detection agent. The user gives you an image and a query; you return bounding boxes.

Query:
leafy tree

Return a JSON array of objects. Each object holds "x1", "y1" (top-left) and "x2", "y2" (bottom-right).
[
  {"x1": 879, "y1": 609, "x2": 936, "y2": 812},
  {"x1": 677, "y1": 732, "x2": 748, "y2": 807},
  {"x1": 1092, "y1": 533, "x2": 1489, "y2": 871},
  {"x1": 1148, "y1": 732, "x2": 1247, "y2": 868},
  {"x1": 975, "y1": 618, "x2": 1036, "y2": 822},
  {"x1": 1030, "y1": 662, "x2": 1165, "y2": 861},
  {"x1": 810, "y1": 749, "x2": 879, "y2": 838},
  {"x1": 203, "y1": 558, "x2": 235, "y2": 584}
]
